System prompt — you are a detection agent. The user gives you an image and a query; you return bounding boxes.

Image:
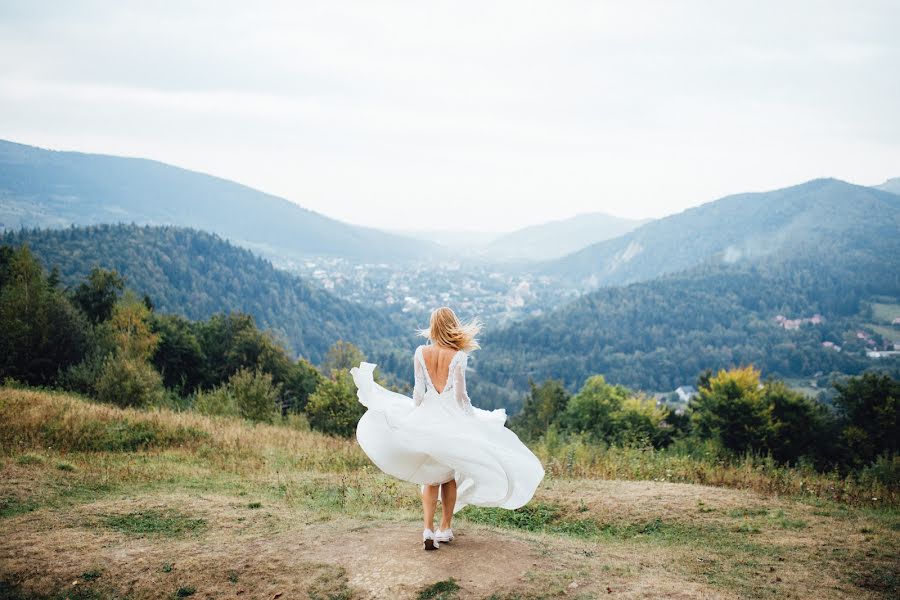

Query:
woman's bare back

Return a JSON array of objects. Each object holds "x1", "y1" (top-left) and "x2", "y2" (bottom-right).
[{"x1": 421, "y1": 344, "x2": 458, "y2": 394}]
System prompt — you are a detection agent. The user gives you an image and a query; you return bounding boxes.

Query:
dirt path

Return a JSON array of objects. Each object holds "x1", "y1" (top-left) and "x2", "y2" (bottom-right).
[{"x1": 1, "y1": 480, "x2": 896, "y2": 599}]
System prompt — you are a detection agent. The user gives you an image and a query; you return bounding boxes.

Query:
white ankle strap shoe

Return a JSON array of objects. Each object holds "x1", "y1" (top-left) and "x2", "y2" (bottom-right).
[
  {"x1": 434, "y1": 528, "x2": 454, "y2": 543},
  {"x1": 422, "y1": 528, "x2": 439, "y2": 551}
]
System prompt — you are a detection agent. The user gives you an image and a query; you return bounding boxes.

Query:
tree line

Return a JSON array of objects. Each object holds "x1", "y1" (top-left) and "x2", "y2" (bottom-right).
[
  {"x1": 0, "y1": 243, "x2": 370, "y2": 435},
  {"x1": 510, "y1": 365, "x2": 898, "y2": 475}
]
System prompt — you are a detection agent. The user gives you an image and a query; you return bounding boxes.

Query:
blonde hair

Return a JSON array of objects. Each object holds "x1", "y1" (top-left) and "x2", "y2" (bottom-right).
[{"x1": 416, "y1": 306, "x2": 482, "y2": 352}]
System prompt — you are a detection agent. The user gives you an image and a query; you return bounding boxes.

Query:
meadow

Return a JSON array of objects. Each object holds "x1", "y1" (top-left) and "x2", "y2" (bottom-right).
[{"x1": 1, "y1": 386, "x2": 898, "y2": 599}]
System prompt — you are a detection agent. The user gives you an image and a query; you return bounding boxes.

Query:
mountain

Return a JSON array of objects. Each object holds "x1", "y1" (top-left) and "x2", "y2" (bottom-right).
[
  {"x1": 465, "y1": 179, "x2": 900, "y2": 410},
  {"x1": 472, "y1": 245, "x2": 900, "y2": 411},
  {"x1": 875, "y1": 177, "x2": 900, "y2": 195},
  {"x1": 0, "y1": 139, "x2": 442, "y2": 263},
  {"x1": 481, "y1": 212, "x2": 652, "y2": 261},
  {"x1": 543, "y1": 178, "x2": 900, "y2": 287},
  {"x1": 0, "y1": 224, "x2": 407, "y2": 364}
]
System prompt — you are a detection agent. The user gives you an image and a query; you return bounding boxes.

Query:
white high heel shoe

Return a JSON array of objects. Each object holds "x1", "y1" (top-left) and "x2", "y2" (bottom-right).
[
  {"x1": 434, "y1": 528, "x2": 454, "y2": 543},
  {"x1": 423, "y1": 528, "x2": 439, "y2": 551}
]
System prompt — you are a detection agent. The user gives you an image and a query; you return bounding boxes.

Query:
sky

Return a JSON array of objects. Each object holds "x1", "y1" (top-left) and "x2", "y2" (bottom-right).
[{"x1": 1, "y1": 1, "x2": 899, "y2": 232}]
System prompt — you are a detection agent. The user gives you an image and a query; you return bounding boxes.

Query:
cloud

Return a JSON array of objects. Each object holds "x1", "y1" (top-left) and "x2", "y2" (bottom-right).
[{"x1": 1, "y1": 1, "x2": 898, "y2": 231}]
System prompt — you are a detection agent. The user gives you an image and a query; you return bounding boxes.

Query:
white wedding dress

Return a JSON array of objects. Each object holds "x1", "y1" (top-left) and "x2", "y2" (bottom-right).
[{"x1": 349, "y1": 344, "x2": 545, "y2": 513}]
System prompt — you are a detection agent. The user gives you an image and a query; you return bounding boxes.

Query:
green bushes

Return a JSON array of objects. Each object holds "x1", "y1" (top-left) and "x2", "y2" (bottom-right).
[
  {"x1": 193, "y1": 367, "x2": 281, "y2": 423},
  {"x1": 512, "y1": 375, "x2": 671, "y2": 448},
  {"x1": 513, "y1": 365, "x2": 900, "y2": 482},
  {"x1": 305, "y1": 370, "x2": 363, "y2": 438},
  {"x1": 95, "y1": 354, "x2": 165, "y2": 408}
]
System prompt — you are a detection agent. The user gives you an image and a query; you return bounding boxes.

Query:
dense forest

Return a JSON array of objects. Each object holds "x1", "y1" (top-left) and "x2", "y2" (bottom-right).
[
  {"x1": 0, "y1": 224, "x2": 409, "y2": 365},
  {"x1": 2, "y1": 240, "x2": 897, "y2": 487},
  {"x1": 474, "y1": 239, "x2": 900, "y2": 411}
]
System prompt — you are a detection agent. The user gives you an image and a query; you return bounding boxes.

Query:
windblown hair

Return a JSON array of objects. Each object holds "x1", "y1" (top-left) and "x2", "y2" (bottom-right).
[{"x1": 416, "y1": 306, "x2": 482, "y2": 352}]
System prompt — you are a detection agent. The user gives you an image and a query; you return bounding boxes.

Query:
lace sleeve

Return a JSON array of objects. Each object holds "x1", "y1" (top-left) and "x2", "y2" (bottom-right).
[
  {"x1": 453, "y1": 352, "x2": 475, "y2": 416},
  {"x1": 413, "y1": 346, "x2": 425, "y2": 407}
]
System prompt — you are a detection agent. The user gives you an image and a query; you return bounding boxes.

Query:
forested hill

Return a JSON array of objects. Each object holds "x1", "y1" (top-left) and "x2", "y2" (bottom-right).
[
  {"x1": 471, "y1": 236, "x2": 900, "y2": 409},
  {"x1": 542, "y1": 178, "x2": 900, "y2": 287},
  {"x1": 0, "y1": 224, "x2": 407, "y2": 364},
  {"x1": 0, "y1": 139, "x2": 442, "y2": 263}
]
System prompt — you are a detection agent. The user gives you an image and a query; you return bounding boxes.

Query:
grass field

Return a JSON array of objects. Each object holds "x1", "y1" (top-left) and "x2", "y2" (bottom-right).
[{"x1": 1, "y1": 387, "x2": 898, "y2": 599}]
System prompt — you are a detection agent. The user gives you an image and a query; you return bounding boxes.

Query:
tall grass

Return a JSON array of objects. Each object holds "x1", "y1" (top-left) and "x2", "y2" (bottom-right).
[
  {"x1": 0, "y1": 387, "x2": 368, "y2": 473},
  {"x1": 2, "y1": 386, "x2": 896, "y2": 508},
  {"x1": 531, "y1": 433, "x2": 899, "y2": 506}
]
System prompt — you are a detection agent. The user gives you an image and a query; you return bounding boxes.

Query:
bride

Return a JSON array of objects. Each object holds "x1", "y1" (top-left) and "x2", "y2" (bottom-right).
[{"x1": 350, "y1": 306, "x2": 545, "y2": 551}]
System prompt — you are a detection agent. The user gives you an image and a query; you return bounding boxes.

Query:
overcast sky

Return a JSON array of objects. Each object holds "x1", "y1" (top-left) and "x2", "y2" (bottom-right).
[{"x1": 1, "y1": 1, "x2": 898, "y2": 232}]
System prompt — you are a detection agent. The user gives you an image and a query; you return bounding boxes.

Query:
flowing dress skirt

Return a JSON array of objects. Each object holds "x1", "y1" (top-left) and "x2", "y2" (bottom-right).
[{"x1": 350, "y1": 362, "x2": 545, "y2": 513}]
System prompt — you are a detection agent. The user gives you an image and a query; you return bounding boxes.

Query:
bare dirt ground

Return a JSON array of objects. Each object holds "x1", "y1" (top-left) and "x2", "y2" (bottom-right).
[{"x1": 2, "y1": 476, "x2": 896, "y2": 599}]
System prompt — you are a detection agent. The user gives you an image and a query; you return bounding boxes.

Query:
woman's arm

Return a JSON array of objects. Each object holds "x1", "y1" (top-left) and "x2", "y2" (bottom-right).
[
  {"x1": 413, "y1": 346, "x2": 426, "y2": 407},
  {"x1": 453, "y1": 353, "x2": 475, "y2": 416}
]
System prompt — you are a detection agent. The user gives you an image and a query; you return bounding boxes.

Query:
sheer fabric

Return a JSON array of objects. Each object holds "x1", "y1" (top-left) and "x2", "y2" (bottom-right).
[
  {"x1": 413, "y1": 346, "x2": 474, "y2": 415},
  {"x1": 350, "y1": 345, "x2": 545, "y2": 513}
]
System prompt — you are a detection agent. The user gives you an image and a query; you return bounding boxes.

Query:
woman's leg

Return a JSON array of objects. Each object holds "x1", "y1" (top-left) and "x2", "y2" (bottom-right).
[
  {"x1": 439, "y1": 479, "x2": 457, "y2": 530},
  {"x1": 422, "y1": 484, "x2": 439, "y2": 530}
]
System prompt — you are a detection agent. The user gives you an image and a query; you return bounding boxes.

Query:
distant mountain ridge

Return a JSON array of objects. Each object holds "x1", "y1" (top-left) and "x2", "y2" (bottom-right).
[
  {"x1": 875, "y1": 177, "x2": 900, "y2": 195},
  {"x1": 0, "y1": 224, "x2": 407, "y2": 364},
  {"x1": 479, "y1": 212, "x2": 652, "y2": 261},
  {"x1": 542, "y1": 178, "x2": 900, "y2": 287},
  {"x1": 0, "y1": 139, "x2": 442, "y2": 263}
]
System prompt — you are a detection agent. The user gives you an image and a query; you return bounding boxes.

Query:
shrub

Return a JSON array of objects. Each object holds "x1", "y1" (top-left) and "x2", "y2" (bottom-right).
[
  {"x1": 192, "y1": 384, "x2": 239, "y2": 418},
  {"x1": 229, "y1": 367, "x2": 281, "y2": 423},
  {"x1": 305, "y1": 370, "x2": 363, "y2": 437},
  {"x1": 94, "y1": 353, "x2": 165, "y2": 408},
  {"x1": 192, "y1": 367, "x2": 281, "y2": 423}
]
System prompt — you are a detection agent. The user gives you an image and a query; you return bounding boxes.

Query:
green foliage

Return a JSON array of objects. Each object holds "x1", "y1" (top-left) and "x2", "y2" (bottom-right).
[
  {"x1": 691, "y1": 366, "x2": 772, "y2": 455},
  {"x1": 91, "y1": 292, "x2": 165, "y2": 408},
  {"x1": 306, "y1": 371, "x2": 363, "y2": 438},
  {"x1": 321, "y1": 340, "x2": 366, "y2": 377},
  {"x1": 561, "y1": 375, "x2": 670, "y2": 447},
  {"x1": 228, "y1": 367, "x2": 282, "y2": 423},
  {"x1": 193, "y1": 367, "x2": 281, "y2": 423},
  {"x1": 150, "y1": 313, "x2": 206, "y2": 394},
  {"x1": 1, "y1": 224, "x2": 403, "y2": 364},
  {"x1": 690, "y1": 366, "x2": 837, "y2": 464},
  {"x1": 508, "y1": 379, "x2": 569, "y2": 441},
  {"x1": 416, "y1": 578, "x2": 460, "y2": 600},
  {"x1": 562, "y1": 375, "x2": 631, "y2": 441},
  {"x1": 833, "y1": 372, "x2": 900, "y2": 468},
  {"x1": 192, "y1": 384, "x2": 239, "y2": 418},
  {"x1": 0, "y1": 245, "x2": 90, "y2": 385},
  {"x1": 72, "y1": 267, "x2": 124, "y2": 324},
  {"x1": 479, "y1": 238, "x2": 900, "y2": 396},
  {"x1": 509, "y1": 374, "x2": 673, "y2": 448},
  {"x1": 94, "y1": 354, "x2": 166, "y2": 408}
]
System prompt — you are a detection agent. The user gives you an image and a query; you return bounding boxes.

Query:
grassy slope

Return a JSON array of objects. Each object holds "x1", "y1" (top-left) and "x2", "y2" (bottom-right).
[{"x1": 0, "y1": 388, "x2": 897, "y2": 599}]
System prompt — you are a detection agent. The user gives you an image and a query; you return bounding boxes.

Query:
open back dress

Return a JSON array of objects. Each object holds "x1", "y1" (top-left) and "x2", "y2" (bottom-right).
[{"x1": 349, "y1": 344, "x2": 545, "y2": 513}]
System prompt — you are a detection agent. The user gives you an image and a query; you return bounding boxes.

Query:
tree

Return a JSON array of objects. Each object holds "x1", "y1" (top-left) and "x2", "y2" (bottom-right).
[
  {"x1": 95, "y1": 354, "x2": 165, "y2": 408},
  {"x1": 0, "y1": 245, "x2": 89, "y2": 385},
  {"x1": 509, "y1": 379, "x2": 569, "y2": 441},
  {"x1": 228, "y1": 367, "x2": 282, "y2": 423},
  {"x1": 305, "y1": 370, "x2": 363, "y2": 437},
  {"x1": 282, "y1": 358, "x2": 323, "y2": 413},
  {"x1": 690, "y1": 366, "x2": 771, "y2": 455},
  {"x1": 561, "y1": 375, "x2": 630, "y2": 442},
  {"x1": 321, "y1": 340, "x2": 366, "y2": 377},
  {"x1": 833, "y1": 372, "x2": 900, "y2": 468},
  {"x1": 92, "y1": 291, "x2": 165, "y2": 408},
  {"x1": 764, "y1": 380, "x2": 832, "y2": 465},
  {"x1": 150, "y1": 313, "x2": 206, "y2": 394},
  {"x1": 72, "y1": 267, "x2": 125, "y2": 324}
]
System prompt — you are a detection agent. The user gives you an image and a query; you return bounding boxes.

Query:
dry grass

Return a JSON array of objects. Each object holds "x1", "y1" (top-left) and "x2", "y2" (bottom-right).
[{"x1": 1, "y1": 387, "x2": 898, "y2": 599}]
